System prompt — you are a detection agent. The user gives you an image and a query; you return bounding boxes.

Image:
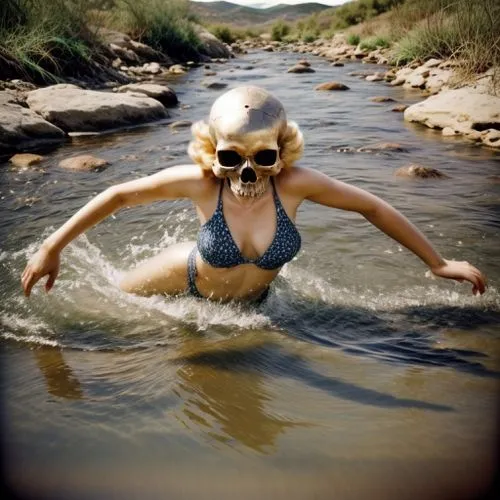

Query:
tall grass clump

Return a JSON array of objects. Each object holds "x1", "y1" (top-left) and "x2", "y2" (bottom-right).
[
  {"x1": 271, "y1": 20, "x2": 290, "y2": 42},
  {"x1": 347, "y1": 33, "x2": 360, "y2": 46},
  {"x1": 114, "y1": 0, "x2": 201, "y2": 61},
  {"x1": 209, "y1": 24, "x2": 237, "y2": 44},
  {"x1": 360, "y1": 35, "x2": 390, "y2": 50},
  {"x1": 0, "y1": 0, "x2": 101, "y2": 83},
  {"x1": 393, "y1": 0, "x2": 500, "y2": 77}
]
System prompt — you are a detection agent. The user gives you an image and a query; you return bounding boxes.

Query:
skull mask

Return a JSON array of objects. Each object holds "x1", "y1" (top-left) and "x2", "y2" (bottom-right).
[{"x1": 209, "y1": 86, "x2": 287, "y2": 198}]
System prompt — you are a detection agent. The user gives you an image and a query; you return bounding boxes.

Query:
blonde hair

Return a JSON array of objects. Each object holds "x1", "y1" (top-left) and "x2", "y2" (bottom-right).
[{"x1": 187, "y1": 120, "x2": 304, "y2": 171}]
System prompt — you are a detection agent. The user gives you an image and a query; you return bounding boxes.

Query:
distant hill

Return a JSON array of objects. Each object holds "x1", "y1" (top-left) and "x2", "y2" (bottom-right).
[{"x1": 190, "y1": 1, "x2": 334, "y2": 26}]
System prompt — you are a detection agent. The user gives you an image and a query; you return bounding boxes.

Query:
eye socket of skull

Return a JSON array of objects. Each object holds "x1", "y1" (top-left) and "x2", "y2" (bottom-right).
[
  {"x1": 253, "y1": 149, "x2": 278, "y2": 167},
  {"x1": 217, "y1": 150, "x2": 242, "y2": 168}
]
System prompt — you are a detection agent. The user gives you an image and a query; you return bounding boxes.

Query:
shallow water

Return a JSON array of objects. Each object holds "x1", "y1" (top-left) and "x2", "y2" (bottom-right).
[{"x1": 1, "y1": 50, "x2": 499, "y2": 499}]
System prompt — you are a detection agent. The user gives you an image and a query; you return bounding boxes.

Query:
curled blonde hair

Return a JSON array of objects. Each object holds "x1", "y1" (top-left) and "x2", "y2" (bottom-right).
[{"x1": 187, "y1": 119, "x2": 304, "y2": 171}]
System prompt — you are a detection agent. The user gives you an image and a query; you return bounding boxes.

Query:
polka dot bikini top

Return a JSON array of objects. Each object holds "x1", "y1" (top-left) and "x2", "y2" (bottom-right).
[{"x1": 197, "y1": 178, "x2": 301, "y2": 270}]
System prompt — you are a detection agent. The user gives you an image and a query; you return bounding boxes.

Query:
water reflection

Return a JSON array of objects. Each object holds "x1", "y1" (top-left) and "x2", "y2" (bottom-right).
[
  {"x1": 173, "y1": 336, "x2": 301, "y2": 454},
  {"x1": 172, "y1": 332, "x2": 452, "y2": 453},
  {"x1": 33, "y1": 347, "x2": 83, "y2": 400}
]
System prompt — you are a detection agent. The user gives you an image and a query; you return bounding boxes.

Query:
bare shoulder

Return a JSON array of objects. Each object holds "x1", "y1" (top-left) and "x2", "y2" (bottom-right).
[
  {"x1": 276, "y1": 166, "x2": 332, "y2": 199},
  {"x1": 114, "y1": 164, "x2": 218, "y2": 205}
]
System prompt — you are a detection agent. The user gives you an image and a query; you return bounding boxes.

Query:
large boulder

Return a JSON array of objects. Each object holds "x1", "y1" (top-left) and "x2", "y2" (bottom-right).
[
  {"x1": 26, "y1": 84, "x2": 168, "y2": 133},
  {"x1": 404, "y1": 88, "x2": 500, "y2": 141},
  {"x1": 0, "y1": 91, "x2": 65, "y2": 154},
  {"x1": 195, "y1": 25, "x2": 231, "y2": 59}
]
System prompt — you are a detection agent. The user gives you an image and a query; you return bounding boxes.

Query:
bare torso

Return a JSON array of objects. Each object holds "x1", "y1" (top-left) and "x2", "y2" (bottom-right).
[{"x1": 119, "y1": 169, "x2": 302, "y2": 301}]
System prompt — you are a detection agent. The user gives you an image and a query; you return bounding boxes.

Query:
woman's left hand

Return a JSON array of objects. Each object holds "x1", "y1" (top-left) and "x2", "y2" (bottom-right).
[{"x1": 431, "y1": 259, "x2": 487, "y2": 295}]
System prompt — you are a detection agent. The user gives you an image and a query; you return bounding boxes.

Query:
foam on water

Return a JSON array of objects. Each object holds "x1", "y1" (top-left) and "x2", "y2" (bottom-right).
[{"x1": 2, "y1": 228, "x2": 499, "y2": 353}]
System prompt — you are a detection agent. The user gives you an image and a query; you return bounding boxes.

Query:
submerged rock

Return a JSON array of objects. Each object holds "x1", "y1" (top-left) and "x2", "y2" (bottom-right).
[
  {"x1": 202, "y1": 81, "x2": 228, "y2": 90},
  {"x1": 395, "y1": 164, "x2": 449, "y2": 179},
  {"x1": 370, "y1": 96, "x2": 395, "y2": 103},
  {"x1": 169, "y1": 120, "x2": 193, "y2": 131},
  {"x1": 9, "y1": 153, "x2": 44, "y2": 168},
  {"x1": 59, "y1": 155, "x2": 109, "y2": 171},
  {"x1": 392, "y1": 104, "x2": 408, "y2": 112},
  {"x1": 315, "y1": 82, "x2": 349, "y2": 91},
  {"x1": 26, "y1": 84, "x2": 168, "y2": 133},
  {"x1": 0, "y1": 91, "x2": 65, "y2": 154},
  {"x1": 357, "y1": 142, "x2": 408, "y2": 153},
  {"x1": 287, "y1": 64, "x2": 315, "y2": 74}
]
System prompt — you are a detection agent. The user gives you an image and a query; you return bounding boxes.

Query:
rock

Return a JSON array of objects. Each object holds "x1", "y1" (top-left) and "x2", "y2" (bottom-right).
[
  {"x1": 287, "y1": 64, "x2": 315, "y2": 74},
  {"x1": 442, "y1": 126, "x2": 459, "y2": 136},
  {"x1": 263, "y1": 45, "x2": 274, "y2": 52},
  {"x1": 390, "y1": 67, "x2": 414, "y2": 86},
  {"x1": 354, "y1": 45, "x2": 368, "y2": 58},
  {"x1": 141, "y1": 62, "x2": 161, "y2": 74},
  {"x1": 195, "y1": 25, "x2": 232, "y2": 59},
  {"x1": 348, "y1": 70, "x2": 375, "y2": 77},
  {"x1": 422, "y1": 58, "x2": 443, "y2": 68},
  {"x1": 392, "y1": 104, "x2": 408, "y2": 112},
  {"x1": 9, "y1": 153, "x2": 44, "y2": 168},
  {"x1": 403, "y1": 67, "x2": 430, "y2": 89},
  {"x1": 395, "y1": 164, "x2": 449, "y2": 179},
  {"x1": 202, "y1": 81, "x2": 228, "y2": 90},
  {"x1": 483, "y1": 129, "x2": 500, "y2": 148},
  {"x1": 169, "y1": 120, "x2": 193, "y2": 130},
  {"x1": 204, "y1": 70, "x2": 217, "y2": 76},
  {"x1": 169, "y1": 64, "x2": 187, "y2": 74},
  {"x1": 0, "y1": 91, "x2": 65, "y2": 154},
  {"x1": 404, "y1": 88, "x2": 500, "y2": 144},
  {"x1": 365, "y1": 73, "x2": 384, "y2": 82},
  {"x1": 358, "y1": 142, "x2": 408, "y2": 153},
  {"x1": 425, "y1": 69, "x2": 454, "y2": 94},
  {"x1": 331, "y1": 62, "x2": 344, "y2": 67},
  {"x1": 59, "y1": 155, "x2": 108, "y2": 171},
  {"x1": 297, "y1": 59, "x2": 311, "y2": 67},
  {"x1": 129, "y1": 40, "x2": 164, "y2": 62},
  {"x1": 371, "y1": 96, "x2": 395, "y2": 103},
  {"x1": 116, "y1": 83, "x2": 178, "y2": 107},
  {"x1": 26, "y1": 84, "x2": 168, "y2": 133},
  {"x1": 315, "y1": 82, "x2": 350, "y2": 91}
]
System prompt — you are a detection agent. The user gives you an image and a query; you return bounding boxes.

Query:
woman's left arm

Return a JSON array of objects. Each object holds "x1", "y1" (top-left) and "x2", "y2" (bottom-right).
[{"x1": 292, "y1": 168, "x2": 486, "y2": 295}]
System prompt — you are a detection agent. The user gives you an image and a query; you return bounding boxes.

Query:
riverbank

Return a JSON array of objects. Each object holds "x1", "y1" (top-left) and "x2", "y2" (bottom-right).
[{"x1": 2, "y1": 29, "x2": 499, "y2": 158}]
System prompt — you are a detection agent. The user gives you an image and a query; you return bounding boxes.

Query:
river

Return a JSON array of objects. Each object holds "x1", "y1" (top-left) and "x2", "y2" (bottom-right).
[{"x1": 1, "y1": 50, "x2": 499, "y2": 499}]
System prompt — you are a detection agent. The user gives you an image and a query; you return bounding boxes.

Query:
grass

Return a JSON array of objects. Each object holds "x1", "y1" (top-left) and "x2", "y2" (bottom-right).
[
  {"x1": 347, "y1": 34, "x2": 360, "y2": 46},
  {"x1": 114, "y1": 0, "x2": 201, "y2": 61},
  {"x1": 0, "y1": 0, "x2": 102, "y2": 83},
  {"x1": 0, "y1": 0, "x2": 204, "y2": 83},
  {"x1": 392, "y1": 0, "x2": 500, "y2": 76},
  {"x1": 359, "y1": 36, "x2": 390, "y2": 50},
  {"x1": 271, "y1": 20, "x2": 290, "y2": 42}
]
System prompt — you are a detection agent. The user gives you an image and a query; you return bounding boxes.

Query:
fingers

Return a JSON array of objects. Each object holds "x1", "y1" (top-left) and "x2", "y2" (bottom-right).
[{"x1": 45, "y1": 271, "x2": 57, "y2": 292}]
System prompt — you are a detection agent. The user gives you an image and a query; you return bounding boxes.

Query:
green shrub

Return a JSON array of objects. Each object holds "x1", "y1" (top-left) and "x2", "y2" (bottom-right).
[
  {"x1": 347, "y1": 33, "x2": 360, "y2": 45},
  {"x1": 0, "y1": 0, "x2": 101, "y2": 83},
  {"x1": 114, "y1": 0, "x2": 201, "y2": 61},
  {"x1": 209, "y1": 24, "x2": 237, "y2": 44},
  {"x1": 271, "y1": 20, "x2": 290, "y2": 42},
  {"x1": 360, "y1": 35, "x2": 390, "y2": 50},
  {"x1": 302, "y1": 32, "x2": 317, "y2": 43},
  {"x1": 393, "y1": 0, "x2": 500, "y2": 76}
]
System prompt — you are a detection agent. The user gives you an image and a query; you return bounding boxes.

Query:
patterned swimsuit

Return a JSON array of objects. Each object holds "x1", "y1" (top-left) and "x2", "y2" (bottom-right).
[{"x1": 187, "y1": 177, "x2": 301, "y2": 299}]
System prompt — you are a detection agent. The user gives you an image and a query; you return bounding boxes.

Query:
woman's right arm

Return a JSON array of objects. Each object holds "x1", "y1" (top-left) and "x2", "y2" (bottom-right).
[{"x1": 21, "y1": 164, "x2": 207, "y2": 297}]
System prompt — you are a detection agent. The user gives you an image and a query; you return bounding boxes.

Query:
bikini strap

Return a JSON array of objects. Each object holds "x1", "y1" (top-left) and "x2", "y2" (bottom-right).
[
  {"x1": 270, "y1": 177, "x2": 281, "y2": 205},
  {"x1": 217, "y1": 179, "x2": 225, "y2": 210}
]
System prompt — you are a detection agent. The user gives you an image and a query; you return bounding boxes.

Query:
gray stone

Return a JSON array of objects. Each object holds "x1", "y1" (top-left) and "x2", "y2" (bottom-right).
[
  {"x1": 0, "y1": 91, "x2": 65, "y2": 154},
  {"x1": 26, "y1": 84, "x2": 168, "y2": 133},
  {"x1": 59, "y1": 155, "x2": 109, "y2": 171}
]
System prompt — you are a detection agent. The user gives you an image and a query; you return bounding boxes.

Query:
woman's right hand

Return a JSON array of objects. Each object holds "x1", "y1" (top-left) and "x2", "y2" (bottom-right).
[{"x1": 21, "y1": 246, "x2": 60, "y2": 297}]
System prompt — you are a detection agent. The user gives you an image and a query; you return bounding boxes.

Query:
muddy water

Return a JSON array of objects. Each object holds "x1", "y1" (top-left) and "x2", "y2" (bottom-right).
[{"x1": 1, "y1": 50, "x2": 499, "y2": 500}]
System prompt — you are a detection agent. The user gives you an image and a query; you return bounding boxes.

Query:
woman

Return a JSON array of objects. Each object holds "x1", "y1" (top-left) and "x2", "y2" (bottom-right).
[{"x1": 21, "y1": 86, "x2": 486, "y2": 302}]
